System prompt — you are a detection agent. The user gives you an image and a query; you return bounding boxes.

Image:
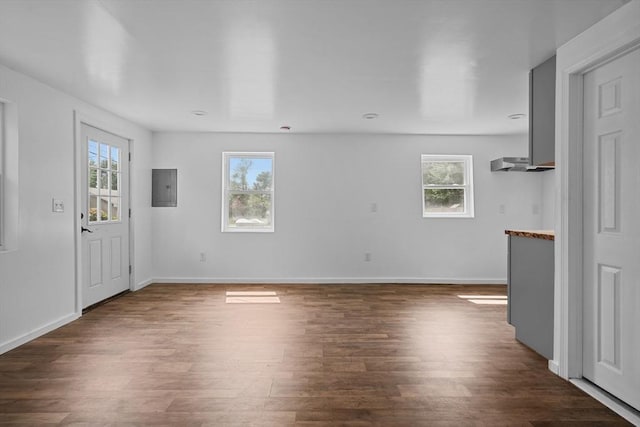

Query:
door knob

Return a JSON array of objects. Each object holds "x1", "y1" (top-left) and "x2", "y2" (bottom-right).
[{"x1": 81, "y1": 226, "x2": 93, "y2": 233}]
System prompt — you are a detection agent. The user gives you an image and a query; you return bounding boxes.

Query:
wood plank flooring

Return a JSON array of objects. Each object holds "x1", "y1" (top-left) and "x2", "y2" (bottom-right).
[{"x1": 0, "y1": 284, "x2": 631, "y2": 426}]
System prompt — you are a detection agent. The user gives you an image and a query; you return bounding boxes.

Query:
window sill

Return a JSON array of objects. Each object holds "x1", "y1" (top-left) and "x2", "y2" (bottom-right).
[
  {"x1": 423, "y1": 214, "x2": 475, "y2": 219},
  {"x1": 222, "y1": 228, "x2": 274, "y2": 233}
]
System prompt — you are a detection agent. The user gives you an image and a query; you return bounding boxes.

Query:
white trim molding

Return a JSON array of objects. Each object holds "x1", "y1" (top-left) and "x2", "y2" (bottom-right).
[
  {"x1": 0, "y1": 313, "x2": 79, "y2": 355},
  {"x1": 152, "y1": 277, "x2": 507, "y2": 285},
  {"x1": 134, "y1": 277, "x2": 154, "y2": 291},
  {"x1": 0, "y1": 98, "x2": 19, "y2": 253},
  {"x1": 554, "y1": 0, "x2": 640, "y2": 387}
]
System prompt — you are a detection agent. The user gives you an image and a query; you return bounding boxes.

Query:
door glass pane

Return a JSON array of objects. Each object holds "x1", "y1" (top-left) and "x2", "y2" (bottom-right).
[
  {"x1": 88, "y1": 140, "x2": 98, "y2": 166},
  {"x1": 111, "y1": 147, "x2": 119, "y2": 171},
  {"x1": 105, "y1": 197, "x2": 111, "y2": 221},
  {"x1": 99, "y1": 144, "x2": 109, "y2": 168},
  {"x1": 89, "y1": 195, "x2": 98, "y2": 222},
  {"x1": 424, "y1": 188, "x2": 465, "y2": 213},
  {"x1": 110, "y1": 197, "x2": 120, "y2": 221},
  {"x1": 111, "y1": 172, "x2": 119, "y2": 192},
  {"x1": 100, "y1": 170, "x2": 109, "y2": 191},
  {"x1": 423, "y1": 162, "x2": 464, "y2": 186},
  {"x1": 89, "y1": 168, "x2": 98, "y2": 190},
  {"x1": 99, "y1": 197, "x2": 109, "y2": 221}
]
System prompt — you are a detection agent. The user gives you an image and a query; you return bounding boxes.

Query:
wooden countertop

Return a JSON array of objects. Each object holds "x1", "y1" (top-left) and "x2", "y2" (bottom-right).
[{"x1": 505, "y1": 229, "x2": 555, "y2": 241}]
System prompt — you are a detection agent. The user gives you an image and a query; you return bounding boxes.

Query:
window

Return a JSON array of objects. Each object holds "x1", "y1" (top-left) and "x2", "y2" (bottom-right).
[
  {"x1": 421, "y1": 154, "x2": 474, "y2": 218},
  {"x1": 222, "y1": 152, "x2": 274, "y2": 232},
  {"x1": 88, "y1": 139, "x2": 121, "y2": 223}
]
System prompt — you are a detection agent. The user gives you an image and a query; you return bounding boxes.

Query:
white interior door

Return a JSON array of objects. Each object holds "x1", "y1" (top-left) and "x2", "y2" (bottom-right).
[
  {"x1": 81, "y1": 124, "x2": 130, "y2": 308},
  {"x1": 583, "y1": 47, "x2": 640, "y2": 410}
]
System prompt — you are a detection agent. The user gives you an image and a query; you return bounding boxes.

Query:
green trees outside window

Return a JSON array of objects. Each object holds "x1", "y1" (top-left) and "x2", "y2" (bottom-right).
[{"x1": 223, "y1": 153, "x2": 274, "y2": 231}]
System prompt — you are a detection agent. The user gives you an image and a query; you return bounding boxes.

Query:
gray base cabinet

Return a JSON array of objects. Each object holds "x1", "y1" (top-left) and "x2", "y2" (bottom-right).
[{"x1": 508, "y1": 235, "x2": 554, "y2": 359}]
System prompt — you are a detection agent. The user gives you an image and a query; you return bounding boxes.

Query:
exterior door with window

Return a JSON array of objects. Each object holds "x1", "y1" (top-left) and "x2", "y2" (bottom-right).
[
  {"x1": 80, "y1": 124, "x2": 130, "y2": 308},
  {"x1": 582, "y1": 47, "x2": 640, "y2": 410}
]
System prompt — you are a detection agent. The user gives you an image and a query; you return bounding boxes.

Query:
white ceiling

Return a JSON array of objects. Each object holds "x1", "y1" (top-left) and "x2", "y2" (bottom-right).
[{"x1": 0, "y1": 0, "x2": 628, "y2": 135}]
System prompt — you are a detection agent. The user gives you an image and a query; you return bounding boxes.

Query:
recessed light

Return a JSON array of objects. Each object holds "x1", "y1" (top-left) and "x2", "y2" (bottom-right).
[
  {"x1": 508, "y1": 113, "x2": 526, "y2": 120},
  {"x1": 191, "y1": 110, "x2": 208, "y2": 116},
  {"x1": 279, "y1": 125, "x2": 291, "y2": 132},
  {"x1": 362, "y1": 113, "x2": 379, "y2": 120}
]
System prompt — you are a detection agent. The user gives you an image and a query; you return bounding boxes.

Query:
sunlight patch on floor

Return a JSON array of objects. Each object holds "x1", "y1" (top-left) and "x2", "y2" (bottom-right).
[
  {"x1": 467, "y1": 299, "x2": 508, "y2": 305},
  {"x1": 225, "y1": 291, "x2": 280, "y2": 303},
  {"x1": 458, "y1": 294, "x2": 507, "y2": 305},
  {"x1": 226, "y1": 291, "x2": 277, "y2": 296},
  {"x1": 457, "y1": 295, "x2": 507, "y2": 299}
]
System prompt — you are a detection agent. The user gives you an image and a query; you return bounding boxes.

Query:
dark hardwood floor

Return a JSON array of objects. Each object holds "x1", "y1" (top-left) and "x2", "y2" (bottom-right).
[{"x1": 0, "y1": 284, "x2": 630, "y2": 426}]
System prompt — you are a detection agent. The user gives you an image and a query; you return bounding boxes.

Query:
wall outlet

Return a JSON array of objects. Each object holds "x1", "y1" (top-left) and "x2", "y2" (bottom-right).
[
  {"x1": 199, "y1": 252, "x2": 206, "y2": 262},
  {"x1": 499, "y1": 204, "x2": 505, "y2": 214},
  {"x1": 532, "y1": 204, "x2": 540, "y2": 215},
  {"x1": 364, "y1": 252, "x2": 372, "y2": 262},
  {"x1": 370, "y1": 202, "x2": 378, "y2": 213},
  {"x1": 52, "y1": 199, "x2": 64, "y2": 213}
]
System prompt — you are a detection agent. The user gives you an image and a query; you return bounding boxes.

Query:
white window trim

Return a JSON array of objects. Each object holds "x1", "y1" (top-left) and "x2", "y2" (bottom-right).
[
  {"x1": 0, "y1": 101, "x2": 4, "y2": 249},
  {"x1": 0, "y1": 98, "x2": 19, "y2": 252},
  {"x1": 421, "y1": 154, "x2": 475, "y2": 218},
  {"x1": 221, "y1": 151, "x2": 275, "y2": 233}
]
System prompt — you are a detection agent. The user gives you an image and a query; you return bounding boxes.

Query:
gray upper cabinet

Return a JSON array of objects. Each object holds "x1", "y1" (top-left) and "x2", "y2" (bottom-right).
[{"x1": 529, "y1": 55, "x2": 556, "y2": 168}]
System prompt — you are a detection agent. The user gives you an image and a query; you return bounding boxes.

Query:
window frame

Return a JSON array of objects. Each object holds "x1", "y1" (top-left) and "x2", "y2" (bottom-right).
[
  {"x1": 87, "y1": 139, "x2": 122, "y2": 224},
  {"x1": 421, "y1": 154, "x2": 475, "y2": 218},
  {"x1": 221, "y1": 151, "x2": 275, "y2": 233},
  {"x1": 0, "y1": 98, "x2": 18, "y2": 252}
]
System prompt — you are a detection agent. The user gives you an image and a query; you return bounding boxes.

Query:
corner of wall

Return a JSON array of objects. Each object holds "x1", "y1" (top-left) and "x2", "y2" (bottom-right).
[{"x1": 134, "y1": 278, "x2": 154, "y2": 291}]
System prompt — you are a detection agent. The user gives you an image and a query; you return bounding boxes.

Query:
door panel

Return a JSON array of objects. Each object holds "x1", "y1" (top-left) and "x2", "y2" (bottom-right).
[
  {"x1": 111, "y1": 237, "x2": 122, "y2": 280},
  {"x1": 89, "y1": 239, "x2": 102, "y2": 287},
  {"x1": 583, "y1": 47, "x2": 640, "y2": 410},
  {"x1": 597, "y1": 264, "x2": 621, "y2": 371},
  {"x1": 81, "y1": 124, "x2": 129, "y2": 308}
]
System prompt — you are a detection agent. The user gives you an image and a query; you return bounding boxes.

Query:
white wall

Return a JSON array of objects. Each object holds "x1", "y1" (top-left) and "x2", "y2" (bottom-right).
[
  {"x1": 0, "y1": 63, "x2": 152, "y2": 353},
  {"x1": 541, "y1": 169, "x2": 556, "y2": 230},
  {"x1": 152, "y1": 132, "x2": 544, "y2": 283}
]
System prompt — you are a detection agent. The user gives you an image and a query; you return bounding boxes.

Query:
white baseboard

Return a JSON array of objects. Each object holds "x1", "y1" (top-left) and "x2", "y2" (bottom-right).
[
  {"x1": 570, "y1": 379, "x2": 640, "y2": 426},
  {"x1": 152, "y1": 277, "x2": 507, "y2": 285},
  {"x1": 133, "y1": 277, "x2": 153, "y2": 291},
  {"x1": 0, "y1": 312, "x2": 79, "y2": 355}
]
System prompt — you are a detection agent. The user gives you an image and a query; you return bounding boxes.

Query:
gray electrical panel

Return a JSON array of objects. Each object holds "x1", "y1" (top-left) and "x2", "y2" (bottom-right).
[{"x1": 152, "y1": 169, "x2": 177, "y2": 207}]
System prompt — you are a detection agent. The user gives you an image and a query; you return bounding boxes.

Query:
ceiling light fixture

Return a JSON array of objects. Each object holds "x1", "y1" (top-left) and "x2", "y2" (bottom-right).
[
  {"x1": 191, "y1": 110, "x2": 208, "y2": 116},
  {"x1": 362, "y1": 113, "x2": 379, "y2": 120},
  {"x1": 507, "y1": 113, "x2": 526, "y2": 120}
]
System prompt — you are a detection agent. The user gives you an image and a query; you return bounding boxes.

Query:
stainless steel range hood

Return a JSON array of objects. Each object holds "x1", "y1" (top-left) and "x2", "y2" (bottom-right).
[{"x1": 490, "y1": 157, "x2": 547, "y2": 172}]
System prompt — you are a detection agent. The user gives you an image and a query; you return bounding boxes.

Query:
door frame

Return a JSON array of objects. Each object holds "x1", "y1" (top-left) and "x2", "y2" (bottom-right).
[
  {"x1": 73, "y1": 111, "x2": 134, "y2": 315},
  {"x1": 554, "y1": 0, "x2": 640, "y2": 380}
]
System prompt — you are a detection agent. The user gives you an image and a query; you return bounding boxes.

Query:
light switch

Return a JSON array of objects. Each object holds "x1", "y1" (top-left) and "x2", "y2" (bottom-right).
[{"x1": 52, "y1": 199, "x2": 64, "y2": 213}]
